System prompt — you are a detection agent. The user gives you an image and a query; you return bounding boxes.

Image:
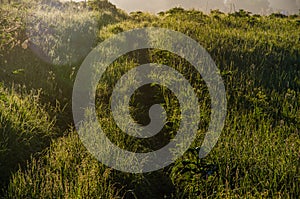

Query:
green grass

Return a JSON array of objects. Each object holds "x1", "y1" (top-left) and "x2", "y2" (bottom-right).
[
  {"x1": 6, "y1": 132, "x2": 122, "y2": 198},
  {"x1": 0, "y1": 84, "x2": 58, "y2": 190},
  {"x1": 0, "y1": 1, "x2": 299, "y2": 198}
]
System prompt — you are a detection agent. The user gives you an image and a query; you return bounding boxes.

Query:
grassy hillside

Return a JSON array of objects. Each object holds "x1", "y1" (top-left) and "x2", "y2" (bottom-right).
[
  {"x1": 0, "y1": 0, "x2": 127, "y2": 103},
  {"x1": 1, "y1": 1, "x2": 299, "y2": 198}
]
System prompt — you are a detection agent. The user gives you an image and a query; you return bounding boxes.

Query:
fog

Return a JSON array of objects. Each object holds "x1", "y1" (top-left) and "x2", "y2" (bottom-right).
[{"x1": 109, "y1": 0, "x2": 300, "y2": 14}]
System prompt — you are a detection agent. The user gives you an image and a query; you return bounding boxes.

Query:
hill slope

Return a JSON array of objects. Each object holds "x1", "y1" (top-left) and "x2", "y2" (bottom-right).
[{"x1": 0, "y1": 2, "x2": 299, "y2": 198}]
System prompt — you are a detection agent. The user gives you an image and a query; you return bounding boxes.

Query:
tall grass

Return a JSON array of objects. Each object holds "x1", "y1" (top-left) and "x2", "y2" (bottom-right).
[
  {"x1": 0, "y1": 84, "x2": 58, "y2": 191},
  {"x1": 0, "y1": 2, "x2": 299, "y2": 199},
  {"x1": 6, "y1": 132, "x2": 122, "y2": 199},
  {"x1": 0, "y1": 0, "x2": 127, "y2": 104}
]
